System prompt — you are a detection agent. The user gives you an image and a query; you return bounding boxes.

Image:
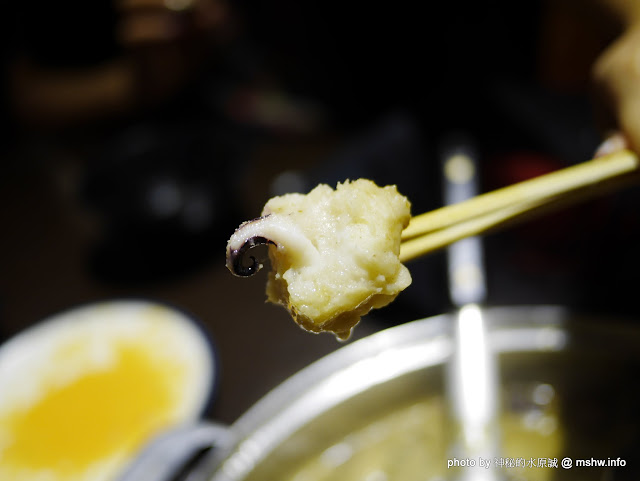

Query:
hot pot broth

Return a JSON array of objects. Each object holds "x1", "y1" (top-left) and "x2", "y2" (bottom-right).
[
  {"x1": 210, "y1": 311, "x2": 640, "y2": 481},
  {"x1": 237, "y1": 361, "x2": 563, "y2": 481}
]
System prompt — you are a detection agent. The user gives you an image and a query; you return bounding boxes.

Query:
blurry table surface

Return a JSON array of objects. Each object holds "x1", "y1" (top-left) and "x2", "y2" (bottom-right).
[{"x1": 0, "y1": 136, "x2": 380, "y2": 426}]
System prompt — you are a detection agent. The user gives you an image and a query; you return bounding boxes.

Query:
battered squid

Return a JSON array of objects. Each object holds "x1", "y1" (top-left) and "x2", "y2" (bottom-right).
[{"x1": 226, "y1": 179, "x2": 412, "y2": 340}]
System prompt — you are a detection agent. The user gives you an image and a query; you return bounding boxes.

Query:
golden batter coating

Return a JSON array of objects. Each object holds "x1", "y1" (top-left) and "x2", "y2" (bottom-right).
[{"x1": 226, "y1": 179, "x2": 412, "y2": 340}]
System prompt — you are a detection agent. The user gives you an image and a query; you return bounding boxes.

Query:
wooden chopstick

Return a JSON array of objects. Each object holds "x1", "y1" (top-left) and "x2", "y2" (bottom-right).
[{"x1": 399, "y1": 149, "x2": 640, "y2": 263}]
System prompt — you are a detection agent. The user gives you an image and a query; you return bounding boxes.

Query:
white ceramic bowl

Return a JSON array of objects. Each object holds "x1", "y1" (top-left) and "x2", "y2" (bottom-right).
[{"x1": 0, "y1": 299, "x2": 216, "y2": 481}]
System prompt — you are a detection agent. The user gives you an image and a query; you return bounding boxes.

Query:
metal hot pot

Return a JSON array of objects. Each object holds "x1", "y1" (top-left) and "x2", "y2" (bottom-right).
[
  {"x1": 120, "y1": 305, "x2": 640, "y2": 481},
  {"x1": 120, "y1": 138, "x2": 640, "y2": 481}
]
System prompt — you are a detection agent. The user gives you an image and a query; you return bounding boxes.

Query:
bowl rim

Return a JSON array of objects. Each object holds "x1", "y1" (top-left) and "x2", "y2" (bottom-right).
[{"x1": 0, "y1": 297, "x2": 219, "y2": 420}]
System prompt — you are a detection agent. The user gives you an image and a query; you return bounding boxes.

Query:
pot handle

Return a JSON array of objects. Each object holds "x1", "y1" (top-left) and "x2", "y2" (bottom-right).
[
  {"x1": 117, "y1": 421, "x2": 233, "y2": 481},
  {"x1": 441, "y1": 132, "x2": 502, "y2": 480},
  {"x1": 441, "y1": 132, "x2": 487, "y2": 307}
]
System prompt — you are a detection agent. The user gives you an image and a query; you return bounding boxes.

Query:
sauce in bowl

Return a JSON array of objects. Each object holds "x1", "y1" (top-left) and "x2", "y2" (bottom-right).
[{"x1": 0, "y1": 300, "x2": 215, "y2": 481}]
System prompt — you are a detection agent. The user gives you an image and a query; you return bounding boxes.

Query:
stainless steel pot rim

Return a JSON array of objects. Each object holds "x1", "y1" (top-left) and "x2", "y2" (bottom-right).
[
  {"x1": 121, "y1": 304, "x2": 639, "y2": 481},
  {"x1": 212, "y1": 304, "x2": 577, "y2": 480}
]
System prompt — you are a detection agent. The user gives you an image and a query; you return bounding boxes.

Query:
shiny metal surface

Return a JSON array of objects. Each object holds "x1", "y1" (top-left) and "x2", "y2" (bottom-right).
[
  {"x1": 206, "y1": 305, "x2": 579, "y2": 481},
  {"x1": 119, "y1": 304, "x2": 640, "y2": 481},
  {"x1": 442, "y1": 135, "x2": 500, "y2": 481}
]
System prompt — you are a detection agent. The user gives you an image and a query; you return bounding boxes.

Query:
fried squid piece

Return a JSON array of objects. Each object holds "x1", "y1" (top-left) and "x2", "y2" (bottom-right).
[{"x1": 226, "y1": 179, "x2": 412, "y2": 340}]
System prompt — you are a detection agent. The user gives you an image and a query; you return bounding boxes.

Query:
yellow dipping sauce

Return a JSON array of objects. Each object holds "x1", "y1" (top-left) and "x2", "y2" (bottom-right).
[{"x1": 0, "y1": 301, "x2": 214, "y2": 481}]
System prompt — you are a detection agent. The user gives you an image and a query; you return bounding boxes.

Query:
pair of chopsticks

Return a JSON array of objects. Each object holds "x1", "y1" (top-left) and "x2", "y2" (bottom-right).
[{"x1": 399, "y1": 149, "x2": 640, "y2": 263}]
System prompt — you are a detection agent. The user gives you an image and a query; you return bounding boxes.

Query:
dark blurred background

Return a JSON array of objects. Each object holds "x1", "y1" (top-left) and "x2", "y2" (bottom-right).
[{"x1": 1, "y1": 0, "x2": 640, "y2": 423}]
